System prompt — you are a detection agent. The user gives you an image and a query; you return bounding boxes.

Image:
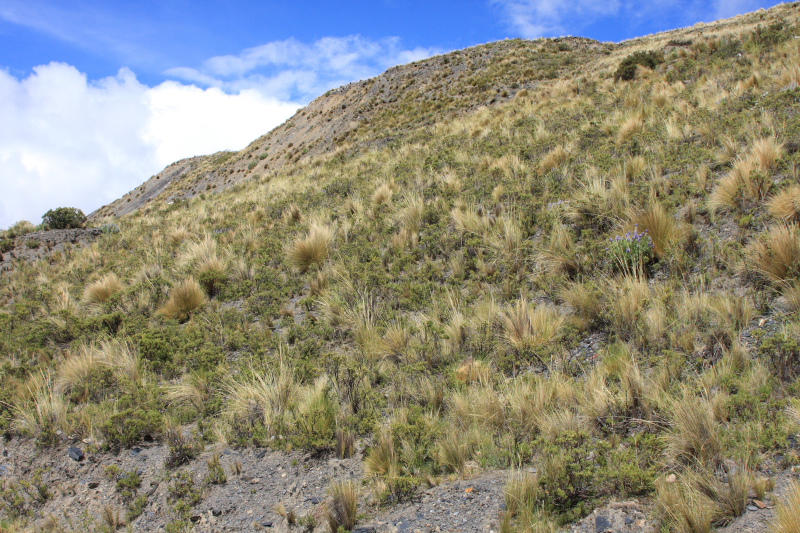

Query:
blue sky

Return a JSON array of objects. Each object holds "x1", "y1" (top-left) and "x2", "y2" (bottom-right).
[{"x1": 0, "y1": 0, "x2": 785, "y2": 227}]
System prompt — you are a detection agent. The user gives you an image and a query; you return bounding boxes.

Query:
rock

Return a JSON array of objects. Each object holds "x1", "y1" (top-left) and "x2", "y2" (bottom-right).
[
  {"x1": 746, "y1": 504, "x2": 759, "y2": 511},
  {"x1": 130, "y1": 447, "x2": 142, "y2": 457},
  {"x1": 625, "y1": 516, "x2": 634, "y2": 525},
  {"x1": 595, "y1": 515, "x2": 612, "y2": 532},
  {"x1": 87, "y1": 481, "x2": 100, "y2": 489},
  {"x1": 212, "y1": 508, "x2": 222, "y2": 517},
  {"x1": 190, "y1": 515, "x2": 202, "y2": 523},
  {"x1": 68, "y1": 447, "x2": 84, "y2": 462},
  {"x1": 255, "y1": 450, "x2": 267, "y2": 459},
  {"x1": 306, "y1": 496, "x2": 322, "y2": 504},
  {"x1": 753, "y1": 499, "x2": 768, "y2": 509},
  {"x1": 353, "y1": 529, "x2": 377, "y2": 533},
  {"x1": 665, "y1": 474, "x2": 677, "y2": 483}
]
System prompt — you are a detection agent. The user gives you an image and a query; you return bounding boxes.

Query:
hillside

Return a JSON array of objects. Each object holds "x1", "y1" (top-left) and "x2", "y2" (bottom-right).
[{"x1": 2, "y1": 3, "x2": 800, "y2": 532}]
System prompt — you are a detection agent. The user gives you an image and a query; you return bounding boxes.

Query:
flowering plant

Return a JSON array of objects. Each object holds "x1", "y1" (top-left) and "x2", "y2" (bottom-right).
[{"x1": 606, "y1": 226, "x2": 654, "y2": 277}]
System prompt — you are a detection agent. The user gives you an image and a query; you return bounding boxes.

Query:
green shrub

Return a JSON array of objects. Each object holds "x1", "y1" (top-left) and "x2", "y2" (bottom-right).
[
  {"x1": 614, "y1": 51, "x2": 663, "y2": 81},
  {"x1": 41, "y1": 207, "x2": 86, "y2": 230},
  {"x1": 99, "y1": 408, "x2": 163, "y2": 448},
  {"x1": 0, "y1": 239, "x2": 13, "y2": 253},
  {"x1": 759, "y1": 331, "x2": 800, "y2": 381}
]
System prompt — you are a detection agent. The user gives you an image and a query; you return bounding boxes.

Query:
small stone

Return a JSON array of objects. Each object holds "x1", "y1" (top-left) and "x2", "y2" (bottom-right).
[
  {"x1": 68, "y1": 447, "x2": 85, "y2": 462},
  {"x1": 251, "y1": 478, "x2": 261, "y2": 484},
  {"x1": 747, "y1": 504, "x2": 759, "y2": 512},
  {"x1": 307, "y1": 497, "x2": 322, "y2": 505},
  {"x1": 281, "y1": 473, "x2": 287, "y2": 478},
  {"x1": 0, "y1": 465, "x2": 8, "y2": 476},
  {"x1": 625, "y1": 516, "x2": 634, "y2": 525},
  {"x1": 595, "y1": 515, "x2": 612, "y2": 532},
  {"x1": 130, "y1": 447, "x2": 142, "y2": 456},
  {"x1": 665, "y1": 474, "x2": 677, "y2": 483},
  {"x1": 190, "y1": 515, "x2": 201, "y2": 523},
  {"x1": 753, "y1": 499, "x2": 767, "y2": 509},
  {"x1": 255, "y1": 450, "x2": 267, "y2": 459},
  {"x1": 260, "y1": 521, "x2": 273, "y2": 528},
  {"x1": 465, "y1": 487, "x2": 474, "y2": 493},
  {"x1": 87, "y1": 481, "x2": 99, "y2": 489},
  {"x1": 212, "y1": 508, "x2": 222, "y2": 517},
  {"x1": 82, "y1": 438, "x2": 91, "y2": 444}
]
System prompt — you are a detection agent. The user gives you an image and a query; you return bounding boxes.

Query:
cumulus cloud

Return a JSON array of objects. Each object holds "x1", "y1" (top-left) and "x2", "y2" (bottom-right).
[
  {"x1": 0, "y1": 63, "x2": 298, "y2": 228},
  {"x1": 0, "y1": 34, "x2": 437, "y2": 228},
  {"x1": 166, "y1": 35, "x2": 441, "y2": 102}
]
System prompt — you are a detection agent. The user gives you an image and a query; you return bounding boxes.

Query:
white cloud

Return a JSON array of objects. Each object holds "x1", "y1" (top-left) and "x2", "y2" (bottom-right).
[
  {"x1": 166, "y1": 35, "x2": 442, "y2": 102},
  {"x1": 0, "y1": 34, "x2": 438, "y2": 228},
  {"x1": 490, "y1": 0, "x2": 622, "y2": 38},
  {"x1": 0, "y1": 63, "x2": 298, "y2": 228},
  {"x1": 490, "y1": 0, "x2": 778, "y2": 38}
]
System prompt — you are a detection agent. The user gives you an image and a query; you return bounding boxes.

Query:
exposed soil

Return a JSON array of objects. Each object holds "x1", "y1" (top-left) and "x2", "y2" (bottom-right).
[
  {"x1": 0, "y1": 228, "x2": 102, "y2": 271},
  {"x1": 1, "y1": 436, "x2": 793, "y2": 532}
]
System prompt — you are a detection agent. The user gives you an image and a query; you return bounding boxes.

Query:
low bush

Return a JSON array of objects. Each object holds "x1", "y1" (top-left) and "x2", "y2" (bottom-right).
[
  {"x1": 42, "y1": 207, "x2": 86, "y2": 230},
  {"x1": 614, "y1": 51, "x2": 663, "y2": 80}
]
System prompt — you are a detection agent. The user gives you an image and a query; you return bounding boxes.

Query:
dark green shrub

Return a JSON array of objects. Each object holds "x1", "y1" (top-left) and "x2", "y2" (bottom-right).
[
  {"x1": 614, "y1": 51, "x2": 663, "y2": 81},
  {"x1": 0, "y1": 239, "x2": 13, "y2": 253},
  {"x1": 42, "y1": 207, "x2": 86, "y2": 229},
  {"x1": 759, "y1": 332, "x2": 800, "y2": 381},
  {"x1": 99, "y1": 408, "x2": 163, "y2": 448}
]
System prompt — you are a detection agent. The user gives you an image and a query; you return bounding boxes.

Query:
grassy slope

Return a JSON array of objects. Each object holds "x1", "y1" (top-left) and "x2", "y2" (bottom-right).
[{"x1": 2, "y1": 3, "x2": 800, "y2": 531}]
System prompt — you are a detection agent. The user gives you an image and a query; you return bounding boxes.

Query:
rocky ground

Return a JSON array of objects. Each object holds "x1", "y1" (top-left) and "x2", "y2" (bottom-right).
[
  {"x1": 0, "y1": 228, "x2": 103, "y2": 271},
  {"x1": 0, "y1": 436, "x2": 795, "y2": 532}
]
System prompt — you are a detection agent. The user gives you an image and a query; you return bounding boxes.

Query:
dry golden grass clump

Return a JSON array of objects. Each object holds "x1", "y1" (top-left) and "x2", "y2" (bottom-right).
[
  {"x1": 768, "y1": 185, "x2": 800, "y2": 222},
  {"x1": 746, "y1": 224, "x2": 800, "y2": 285},
  {"x1": 372, "y1": 181, "x2": 394, "y2": 207},
  {"x1": 327, "y1": 480, "x2": 358, "y2": 532},
  {"x1": 82, "y1": 272, "x2": 123, "y2": 304},
  {"x1": 538, "y1": 145, "x2": 569, "y2": 174},
  {"x1": 455, "y1": 358, "x2": 491, "y2": 385},
  {"x1": 617, "y1": 112, "x2": 645, "y2": 144},
  {"x1": 288, "y1": 223, "x2": 334, "y2": 273},
  {"x1": 159, "y1": 277, "x2": 206, "y2": 320},
  {"x1": 710, "y1": 137, "x2": 785, "y2": 211},
  {"x1": 629, "y1": 202, "x2": 679, "y2": 257},
  {"x1": 501, "y1": 299, "x2": 564, "y2": 355},
  {"x1": 772, "y1": 482, "x2": 800, "y2": 533}
]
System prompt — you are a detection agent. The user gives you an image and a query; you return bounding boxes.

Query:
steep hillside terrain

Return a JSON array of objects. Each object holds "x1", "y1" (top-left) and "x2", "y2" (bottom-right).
[{"x1": 3, "y1": 3, "x2": 800, "y2": 533}]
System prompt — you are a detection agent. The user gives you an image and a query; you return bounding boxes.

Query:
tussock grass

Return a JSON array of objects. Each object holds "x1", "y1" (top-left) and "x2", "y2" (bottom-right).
[
  {"x1": 159, "y1": 277, "x2": 206, "y2": 320},
  {"x1": 223, "y1": 364, "x2": 295, "y2": 434},
  {"x1": 665, "y1": 394, "x2": 722, "y2": 468},
  {"x1": 768, "y1": 185, "x2": 800, "y2": 222},
  {"x1": 288, "y1": 223, "x2": 334, "y2": 273},
  {"x1": 13, "y1": 372, "x2": 68, "y2": 438},
  {"x1": 539, "y1": 145, "x2": 569, "y2": 174},
  {"x1": 327, "y1": 480, "x2": 358, "y2": 532},
  {"x1": 83, "y1": 272, "x2": 123, "y2": 304},
  {"x1": 746, "y1": 224, "x2": 800, "y2": 285},
  {"x1": 772, "y1": 482, "x2": 800, "y2": 533},
  {"x1": 501, "y1": 299, "x2": 564, "y2": 356},
  {"x1": 617, "y1": 112, "x2": 645, "y2": 144},
  {"x1": 629, "y1": 202, "x2": 679, "y2": 257}
]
